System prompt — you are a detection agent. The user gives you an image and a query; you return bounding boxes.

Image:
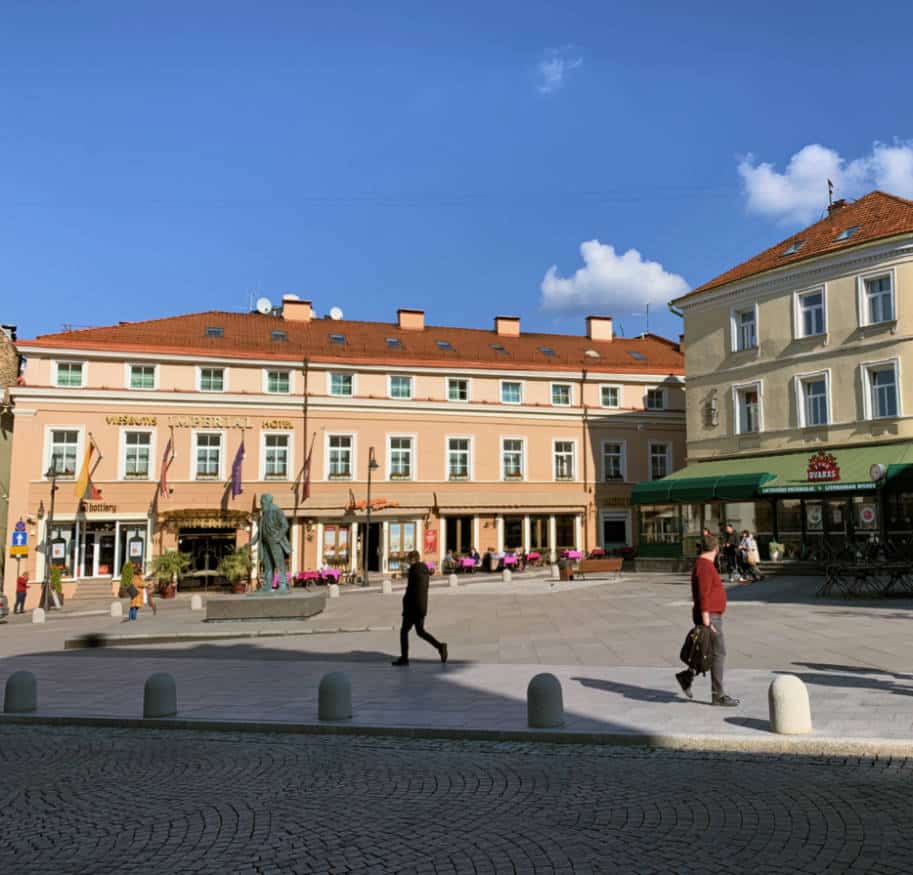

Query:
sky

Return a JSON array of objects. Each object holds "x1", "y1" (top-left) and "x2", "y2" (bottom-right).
[{"x1": 3, "y1": 0, "x2": 913, "y2": 343}]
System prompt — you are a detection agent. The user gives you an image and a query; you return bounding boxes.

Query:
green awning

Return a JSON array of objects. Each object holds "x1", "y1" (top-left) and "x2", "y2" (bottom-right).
[{"x1": 631, "y1": 442, "x2": 913, "y2": 504}]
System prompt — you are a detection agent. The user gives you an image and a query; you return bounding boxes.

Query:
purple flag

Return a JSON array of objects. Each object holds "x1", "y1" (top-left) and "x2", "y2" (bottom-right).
[{"x1": 231, "y1": 440, "x2": 245, "y2": 498}]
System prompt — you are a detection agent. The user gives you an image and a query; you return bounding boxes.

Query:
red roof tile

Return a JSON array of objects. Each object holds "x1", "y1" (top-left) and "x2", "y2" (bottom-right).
[
  {"x1": 677, "y1": 191, "x2": 913, "y2": 302},
  {"x1": 21, "y1": 311, "x2": 683, "y2": 375}
]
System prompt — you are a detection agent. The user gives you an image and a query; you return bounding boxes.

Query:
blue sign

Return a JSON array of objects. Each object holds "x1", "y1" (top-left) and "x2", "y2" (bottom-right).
[
  {"x1": 11, "y1": 531, "x2": 27, "y2": 547},
  {"x1": 14, "y1": 520, "x2": 26, "y2": 533}
]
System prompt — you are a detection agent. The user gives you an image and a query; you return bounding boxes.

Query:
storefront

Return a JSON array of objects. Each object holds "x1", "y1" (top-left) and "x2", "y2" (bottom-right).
[
  {"x1": 159, "y1": 509, "x2": 251, "y2": 587},
  {"x1": 632, "y1": 443, "x2": 913, "y2": 561}
]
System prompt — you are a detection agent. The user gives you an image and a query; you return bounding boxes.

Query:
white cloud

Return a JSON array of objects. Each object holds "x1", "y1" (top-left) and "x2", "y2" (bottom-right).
[
  {"x1": 739, "y1": 140, "x2": 913, "y2": 224},
  {"x1": 537, "y1": 46, "x2": 582, "y2": 95},
  {"x1": 540, "y1": 240, "x2": 689, "y2": 313}
]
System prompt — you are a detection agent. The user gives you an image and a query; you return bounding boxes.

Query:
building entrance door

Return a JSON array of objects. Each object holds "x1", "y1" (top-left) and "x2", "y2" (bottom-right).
[
  {"x1": 178, "y1": 528, "x2": 237, "y2": 589},
  {"x1": 357, "y1": 523, "x2": 382, "y2": 574},
  {"x1": 83, "y1": 525, "x2": 116, "y2": 577}
]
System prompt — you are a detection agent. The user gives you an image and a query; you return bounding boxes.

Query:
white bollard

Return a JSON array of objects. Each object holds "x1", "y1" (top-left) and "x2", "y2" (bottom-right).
[
  {"x1": 318, "y1": 671, "x2": 352, "y2": 721},
  {"x1": 328, "y1": 583, "x2": 340, "y2": 599},
  {"x1": 3, "y1": 670, "x2": 37, "y2": 714},
  {"x1": 527, "y1": 672, "x2": 564, "y2": 729},
  {"x1": 110, "y1": 601, "x2": 123, "y2": 618},
  {"x1": 31, "y1": 607, "x2": 46, "y2": 624},
  {"x1": 143, "y1": 672, "x2": 178, "y2": 718},
  {"x1": 502, "y1": 569, "x2": 512, "y2": 583},
  {"x1": 768, "y1": 674, "x2": 812, "y2": 735},
  {"x1": 381, "y1": 579, "x2": 393, "y2": 595},
  {"x1": 550, "y1": 564, "x2": 560, "y2": 581},
  {"x1": 190, "y1": 594, "x2": 203, "y2": 611},
  {"x1": 449, "y1": 573, "x2": 459, "y2": 589}
]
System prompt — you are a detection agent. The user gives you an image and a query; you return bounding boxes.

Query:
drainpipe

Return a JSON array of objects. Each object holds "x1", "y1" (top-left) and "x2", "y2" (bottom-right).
[{"x1": 580, "y1": 368, "x2": 589, "y2": 554}]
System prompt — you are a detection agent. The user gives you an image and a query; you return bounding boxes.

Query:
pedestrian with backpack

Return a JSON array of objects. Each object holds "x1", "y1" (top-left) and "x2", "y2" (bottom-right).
[{"x1": 676, "y1": 533, "x2": 739, "y2": 706}]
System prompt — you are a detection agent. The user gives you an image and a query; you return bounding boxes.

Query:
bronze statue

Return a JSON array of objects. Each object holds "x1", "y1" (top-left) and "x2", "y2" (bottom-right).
[{"x1": 255, "y1": 494, "x2": 291, "y2": 593}]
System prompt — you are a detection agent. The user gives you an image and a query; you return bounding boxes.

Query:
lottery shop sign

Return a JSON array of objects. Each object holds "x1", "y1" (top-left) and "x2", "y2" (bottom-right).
[{"x1": 807, "y1": 452, "x2": 840, "y2": 483}]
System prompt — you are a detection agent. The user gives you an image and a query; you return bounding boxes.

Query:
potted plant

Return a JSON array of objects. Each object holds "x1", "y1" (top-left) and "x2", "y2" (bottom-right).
[
  {"x1": 150, "y1": 550, "x2": 192, "y2": 599},
  {"x1": 768, "y1": 541, "x2": 785, "y2": 562},
  {"x1": 218, "y1": 545, "x2": 252, "y2": 594},
  {"x1": 50, "y1": 564, "x2": 64, "y2": 607}
]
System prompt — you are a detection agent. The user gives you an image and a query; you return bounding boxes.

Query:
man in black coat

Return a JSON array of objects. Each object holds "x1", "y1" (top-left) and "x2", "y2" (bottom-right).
[{"x1": 392, "y1": 551, "x2": 448, "y2": 666}]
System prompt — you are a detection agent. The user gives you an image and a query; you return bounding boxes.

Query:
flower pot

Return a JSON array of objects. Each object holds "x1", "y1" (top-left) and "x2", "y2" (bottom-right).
[{"x1": 232, "y1": 581, "x2": 247, "y2": 594}]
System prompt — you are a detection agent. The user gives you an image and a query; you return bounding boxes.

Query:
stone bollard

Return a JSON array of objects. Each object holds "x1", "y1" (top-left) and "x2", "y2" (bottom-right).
[
  {"x1": 768, "y1": 674, "x2": 812, "y2": 735},
  {"x1": 502, "y1": 569, "x2": 512, "y2": 583},
  {"x1": 31, "y1": 607, "x2": 46, "y2": 624},
  {"x1": 449, "y1": 573, "x2": 459, "y2": 589},
  {"x1": 550, "y1": 564, "x2": 560, "y2": 581},
  {"x1": 143, "y1": 672, "x2": 178, "y2": 718},
  {"x1": 381, "y1": 579, "x2": 393, "y2": 595},
  {"x1": 110, "y1": 601, "x2": 123, "y2": 618},
  {"x1": 328, "y1": 583, "x2": 340, "y2": 599},
  {"x1": 318, "y1": 671, "x2": 352, "y2": 721},
  {"x1": 190, "y1": 594, "x2": 203, "y2": 611},
  {"x1": 527, "y1": 672, "x2": 564, "y2": 729},
  {"x1": 4, "y1": 670, "x2": 37, "y2": 714}
]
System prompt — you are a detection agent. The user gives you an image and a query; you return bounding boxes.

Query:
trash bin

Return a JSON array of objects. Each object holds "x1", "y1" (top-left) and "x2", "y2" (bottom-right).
[{"x1": 557, "y1": 558, "x2": 572, "y2": 581}]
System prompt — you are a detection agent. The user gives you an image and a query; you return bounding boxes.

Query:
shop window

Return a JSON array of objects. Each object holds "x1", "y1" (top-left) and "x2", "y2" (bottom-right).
[
  {"x1": 129, "y1": 365, "x2": 156, "y2": 390},
  {"x1": 555, "y1": 515, "x2": 575, "y2": 551},
  {"x1": 323, "y1": 525, "x2": 350, "y2": 568},
  {"x1": 389, "y1": 437, "x2": 413, "y2": 479},
  {"x1": 266, "y1": 370, "x2": 290, "y2": 394},
  {"x1": 49, "y1": 429, "x2": 79, "y2": 478},
  {"x1": 554, "y1": 441, "x2": 575, "y2": 480},
  {"x1": 447, "y1": 438, "x2": 470, "y2": 480},
  {"x1": 504, "y1": 516, "x2": 523, "y2": 550},
  {"x1": 199, "y1": 367, "x2": 225, "y2": 392},
  {"x1": 387, "y1": 522, "x2": 417, "y2": 574},
  {"x1": 327, "y1": 435, "x2": 352, "y2": 478},
  {"x1": 602, "y1": 442, "x2": 625, "y2": 481},
  {"x1": 195, "y1": 433, "x2": 222, "y2": 478},
  {"x1": 640, "y1": 506, "x2": 679, "y2": 544},
  {"x1": 502, "y1": 438, "x2": 524, "y2": 479},
  {"x1": 447, "y1": 378, "x2": 469, "y2": 402},
  {"x1": 120, "y1": 526, "x2": 147, "y2": 571},
  {"x1": 48, "y1": 524, "x2": 77, "y2": 576},
  {"x1": 264, "y1": 434, "x2": 289, "y2": 479},
  {"x1": 124, "y1": 432, "x2": 152, "y2": 478},
  {"x1": 777, "y1": 499, "x2": 802, "y2": 533}
]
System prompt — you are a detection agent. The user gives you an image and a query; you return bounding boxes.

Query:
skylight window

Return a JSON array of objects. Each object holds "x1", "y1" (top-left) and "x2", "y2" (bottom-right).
[
  {"x1": 206, "y1": 326, "x2": 224, "y2": 337},
  {"x1": 271, "y1": 330, "x2": 288, "y2": 342},
  {"x1": 782, "y1": 240, "x2": 805, "y2": 256},
  {"x1": 539, "y1": 346, "x2": 556, "y2": 357},
  {"x1": 584, "y1": 349, "x2": 600, "y2": 358},
  {"x1": 386, "y1": 337, "x2": 402, "y2": 350},
  {"x1": 436, "y1": 340, "x2": 454, "y2": 351},
  {"x1": 490, "y1": 343, "x2": 508, "y2": 354},
  {"x1": 329, "y1": 333, "x2": 346, "y2": 345},
  {"x1": 834, "y1": 225, "x2": 860, "y2": 242},
  {"x1": 628, "y1": 351, "x2": 646, "y2": 362}
]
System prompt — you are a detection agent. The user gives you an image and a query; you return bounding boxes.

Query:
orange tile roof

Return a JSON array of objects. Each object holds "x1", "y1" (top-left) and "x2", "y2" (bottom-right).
[
  {"x1": 22, "y1": 311, "x2": 683, "y2": 375},
  {"x1": 677, "y1": 190, "x2": 913, "y2": 303}
]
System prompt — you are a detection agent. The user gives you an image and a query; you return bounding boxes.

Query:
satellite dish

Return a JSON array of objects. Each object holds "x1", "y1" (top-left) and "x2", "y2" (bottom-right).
[
  {"x1": 255, "y1": 297, "x2": 273, "y2": 315},
  {"x1": 329, "y1": 306, "x2": 344, "y2": 321}
]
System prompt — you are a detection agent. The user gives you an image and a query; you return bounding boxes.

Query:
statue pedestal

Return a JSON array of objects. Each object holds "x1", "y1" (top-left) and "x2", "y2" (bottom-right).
[{"x1": 205, "y1": 591, "x2": 326, "y2": 623}]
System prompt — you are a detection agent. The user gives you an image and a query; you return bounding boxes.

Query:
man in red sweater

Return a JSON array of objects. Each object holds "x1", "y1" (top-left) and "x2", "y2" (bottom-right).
[{"x1": 676, "y1": 534, "x2": 739, "y2": 706}]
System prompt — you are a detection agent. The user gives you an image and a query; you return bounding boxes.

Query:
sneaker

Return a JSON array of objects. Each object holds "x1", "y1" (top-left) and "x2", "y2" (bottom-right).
[
  {"x1": 391, "y1": 658, "x2": 409, "y2": 667},
  {"x1": 439, "y1": 643, "x2": 448, "y2": 664},
  {"x1": 675, "y1": 670, "x2": 693, "y2": 699},
  {"x1": 712, "y1": 694, "x2": 740, "y2": 707}
]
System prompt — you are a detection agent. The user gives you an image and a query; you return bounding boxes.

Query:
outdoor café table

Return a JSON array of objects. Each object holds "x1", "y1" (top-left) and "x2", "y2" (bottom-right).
[
  {"x1": 459, "y1": 558, "x2": 478, "y2": 573},
  {"x1": 502, "y1": 554, "x2": 518, "y2": 567},
  {"x1": 561, "y1": 550, "x2": 582, "y2": 561},
  {"x1": 526, "y1": 551, "x2": 542, "y2": 566}
]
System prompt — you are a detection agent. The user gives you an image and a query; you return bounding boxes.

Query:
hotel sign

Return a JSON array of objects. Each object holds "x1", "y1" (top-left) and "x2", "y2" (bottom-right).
[
  {"x1": 807, "y1": 452, "x2": 840, "y2": 483},
  {"x1": 168, "y1": 416, "x2": 294, "y2": 429},
  {"x1": 106, "y1": 415, "x2": 158, "y2": 426}
]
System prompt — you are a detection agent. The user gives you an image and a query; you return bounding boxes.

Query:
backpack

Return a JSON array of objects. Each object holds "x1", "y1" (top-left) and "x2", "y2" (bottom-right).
[{"x1": 680, "y1": 625, "x2": 713, "y2": 675}]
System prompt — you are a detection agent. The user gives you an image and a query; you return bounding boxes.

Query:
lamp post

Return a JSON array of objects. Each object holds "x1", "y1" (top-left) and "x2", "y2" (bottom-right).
[
  {"x1": 363, "y1": 447, "x2": 379, "y2": 587},
  {"x1": 42, "y1": 457, "x2": 60, "y2": 611}
]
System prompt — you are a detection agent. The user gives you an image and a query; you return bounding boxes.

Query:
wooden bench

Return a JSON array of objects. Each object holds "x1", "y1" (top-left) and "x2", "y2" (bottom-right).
[{"x1": 574, "y1": 557, "x2": 623, "y2": 580}]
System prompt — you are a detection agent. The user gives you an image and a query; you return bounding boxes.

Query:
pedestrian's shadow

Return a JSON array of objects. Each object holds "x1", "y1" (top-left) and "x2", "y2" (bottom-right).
[
  {"x1": 724, "y1": 717, "x2": 772, "y2": 733},
  {"x1": 572, "y1": 676, "x2": 698, "y2": 705}
]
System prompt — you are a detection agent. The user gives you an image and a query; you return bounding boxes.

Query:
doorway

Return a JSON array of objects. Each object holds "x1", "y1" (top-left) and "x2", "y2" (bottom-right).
[
  {"x1": 177, "y1": 528, "x2": 237, "y2": 588},
  {"x1": 83, "y1": 524, "x2": 116, "y2": 577},
  {"x1": 600, "y1": 511, "x2": 630, "y2": 550},
  {"x1": 357, "y1": 522, "x2": 382, "y2": 573},
  {"x1": 445, "y1": 516, "x2": 473, "y2": 555}
]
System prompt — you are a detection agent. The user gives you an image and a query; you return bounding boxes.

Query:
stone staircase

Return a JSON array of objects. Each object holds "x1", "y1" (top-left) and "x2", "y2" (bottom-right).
[{"x1": 73, "y1": 579, "x2": 117, "y2": 600}]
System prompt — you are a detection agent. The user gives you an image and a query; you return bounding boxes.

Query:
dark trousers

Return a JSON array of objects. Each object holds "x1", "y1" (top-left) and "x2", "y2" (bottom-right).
[
  {"x1": 686, "y1": 613, "x2": 726, "y2": 696},
  {"x1": 400, "y1": 614, "x2": 442, "y2": 660},
  {"x1": 15, "y1": 592, "x2": 26, "y2": 613}
]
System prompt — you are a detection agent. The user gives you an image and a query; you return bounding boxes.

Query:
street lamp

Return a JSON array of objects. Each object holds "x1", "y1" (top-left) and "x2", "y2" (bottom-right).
[
  {"x1": 42, "y1": 457, "x2": 60, "y2": 611},
  {"x1": 363, "y1": 447, "x2": 379, "y2": 587}
]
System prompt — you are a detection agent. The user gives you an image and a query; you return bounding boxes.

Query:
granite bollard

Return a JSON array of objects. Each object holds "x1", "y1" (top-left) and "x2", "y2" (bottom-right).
[
  {"x1": 318, "y1": 671, "x2": 352, "y2": 721},
  {"x1": 144, "y1": 672, "x2": 178, "y2": 718},
  {"x1": 381, "y1": 579, "x2": 393, "y2": 595},
  {"x1": 328, "y1": 583, "x2": 340, "y2": 599},
  {"x1": 191, "y1": 594, "x2": 203, "y2": 611},
  {"x1": 110, "y1": 601, "x2": 123, "y2": 618},
  {"x1": 448, "y1": 573, "x2": 459, "y2": 588},
  {"x1": 4, "y1": 670, "x2": 37, "y2": 714},
  {"x1": 527, "y1": 672, "x2": 564, "y2": 729},
  {"x1": 550, "y1": 564, "x2": 560, "y2": 581},
  {"x1": 502, "y1": 569, "x2": 512, "y2": 583},
  {"x1": 31, "y1": 607, "x2": 46, "y2": 624},
  {"x1": 768, "y1": 674, "x2": 812, "y2": 735}
]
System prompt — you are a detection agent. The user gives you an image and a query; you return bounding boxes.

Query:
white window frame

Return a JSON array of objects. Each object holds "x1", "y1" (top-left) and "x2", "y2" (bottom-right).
[
  {"x1": 197, "y1": 365, "x2": 227, "y2": 393},
  {"x1": 857, "y1": 268, "x2": 896, "y2": 328},
  {"x1": 500, "y1": 380, "x2": 523, "y2": 405},
  {"x1": 647, "y1": 441, "x2": 673, "y2": 481},
  {"x1": 191, "y1": 429, "x2": 225, "y2": 480},
  {"x1": 43, "y1": 426, "x2": 84, "y2": 480},
  {"x1": 386, "y1": 434, "x2": 417, "y2": 481},
  {"x1": 324, "y1": 432, "x2": 356, "y2": 481},
  {"x1": 794, "y1": 370, "x2": 832, "y2": 428},
  {"x1": 645, "y1": 387, "x2": 666, "y2": 410},
  {"x1": 125, "y1": 362, "x2": 159, "y2": 391},
  {"x1": 263, "y1": 368, "x2": 293, "y2": 395},
  {"x1": 731, "y1": 380, "x2": 763, "y2": 435},
  {"x1": 445, "y1": 435, "x2": 473, "y2": 481},
  {"x1": 793, "y1": 285, "x2": 827, "y2": 339},
  {"x1": 500, "y1": 436, "x2": 526, "y2": 481},
  {"x1": 388, "y1": 374, "x2": 414, "y2": 400},
  {"x1": 446, "y1": 376, "x2": 471, "y2": 403},
  {"x1": 600, "y1": 439, "x2": 628, "y2": 483},
  {"x1": 552, "y1": 438, "x2": 577, "y2": 482},
  {"x1": 327, "y1": 371, "x2": 356, "y2": 397},
  {"x1": 118, "y1": 428, "x2": 156, "y2": 480},
  {"x1": 550, "y1": 383, "x2": 573, "y2": 407},
  {"x1": 53, "y1": 360, "x2": 86, "y2": 388},
  {"x1": 260, "y1": 430, "x2": 294, "y2": 481},
  {"x1": 861, "y1": 358, "x2": 902, "y2": 421},
  {"x1": 730, "y1": 303, "x2": 759, "y2": 352},
  {"x1": 600, "y1": 384, "x2": 622, "y2": 408}
]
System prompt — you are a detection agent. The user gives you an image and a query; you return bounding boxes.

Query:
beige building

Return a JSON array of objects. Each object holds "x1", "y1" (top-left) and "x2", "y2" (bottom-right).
[
  {"x1": 0, "y1": 324, "x2": 19, "y2": 583},
  {"x1": 634, "y1": 190, "x2": 913, "y2": 560},
  {"x1": 4, "y1": 301, "x2": 684, "y2": 604}
]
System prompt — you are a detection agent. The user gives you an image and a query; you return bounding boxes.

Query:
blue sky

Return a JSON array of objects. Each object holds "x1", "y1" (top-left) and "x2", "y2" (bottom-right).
[{"x1": 3, "y1": 1, "x2": 913, "y2": 342}]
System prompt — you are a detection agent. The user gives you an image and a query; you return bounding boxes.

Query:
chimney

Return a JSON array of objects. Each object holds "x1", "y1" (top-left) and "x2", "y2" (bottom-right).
[
  {"x1": 827, "y1": 198, "x2": 847, "y2": 215},
  {"x1": 494, "y1": 315, "x2": 520, "y2": 337},
  {"x1": 397, "y1": 308, "x2": 425, "y2": 331},
  {"x1": 282, "y1": 296, "x2": 313, "y2": 323},
  {"x1": 586, "y1": 315, "x2": 613, "y2": 342}
]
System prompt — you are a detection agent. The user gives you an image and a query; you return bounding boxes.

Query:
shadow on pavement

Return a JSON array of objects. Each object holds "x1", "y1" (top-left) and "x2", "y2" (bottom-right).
[
  {"x1": 724, "y1": 717, "x2": 771, "y2": 733},
  {"x1": 779, "y1": 666, "x2": 913, "y2": 698},
  {"x1": 726, "y1": 575, "x2": 913, "y2": 611},
  {"x1": 572, "y1": 675, "x2": 691, "y2": 705}
]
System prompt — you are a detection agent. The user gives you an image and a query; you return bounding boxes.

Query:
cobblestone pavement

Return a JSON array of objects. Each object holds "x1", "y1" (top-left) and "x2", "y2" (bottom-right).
[{"x1": 1, "y1": 725, "x2": 911, "y2": 874}]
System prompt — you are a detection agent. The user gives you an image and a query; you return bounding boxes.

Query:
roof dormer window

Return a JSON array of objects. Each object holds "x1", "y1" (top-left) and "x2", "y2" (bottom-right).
[
  {"x1": 329, "y1": 333, "x2": 346, "y2": 345},
  {"x1": 782, "y1": 240, "x2": 805, "y2": 256},
  {"x1": 834, "y1": 225, "x2": 860, "y2": 242},
  {"x1": 206, "y1": 326, "x2": 224, "y2": 337}
]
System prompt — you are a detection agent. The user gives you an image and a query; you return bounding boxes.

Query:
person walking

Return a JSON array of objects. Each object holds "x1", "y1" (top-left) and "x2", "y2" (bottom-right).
[
  {"x1": 128, "y1": 576, "x2": 145, "y2": 622},
  {"x1": 739, "y1": 530, "x2": 763, "y2": 582},
  {"x1": 676, "y1": 534, "x2": 739, "y2": 706},
  {"x1": 722, "y1": 524, "x2": 740, "y2": 582},
  {"x1": 14, "y1": 574, "x2": 29, "y2": 614},
  {"x1": 392, "y1": 551, "x2": 448, "y2": 666}
]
